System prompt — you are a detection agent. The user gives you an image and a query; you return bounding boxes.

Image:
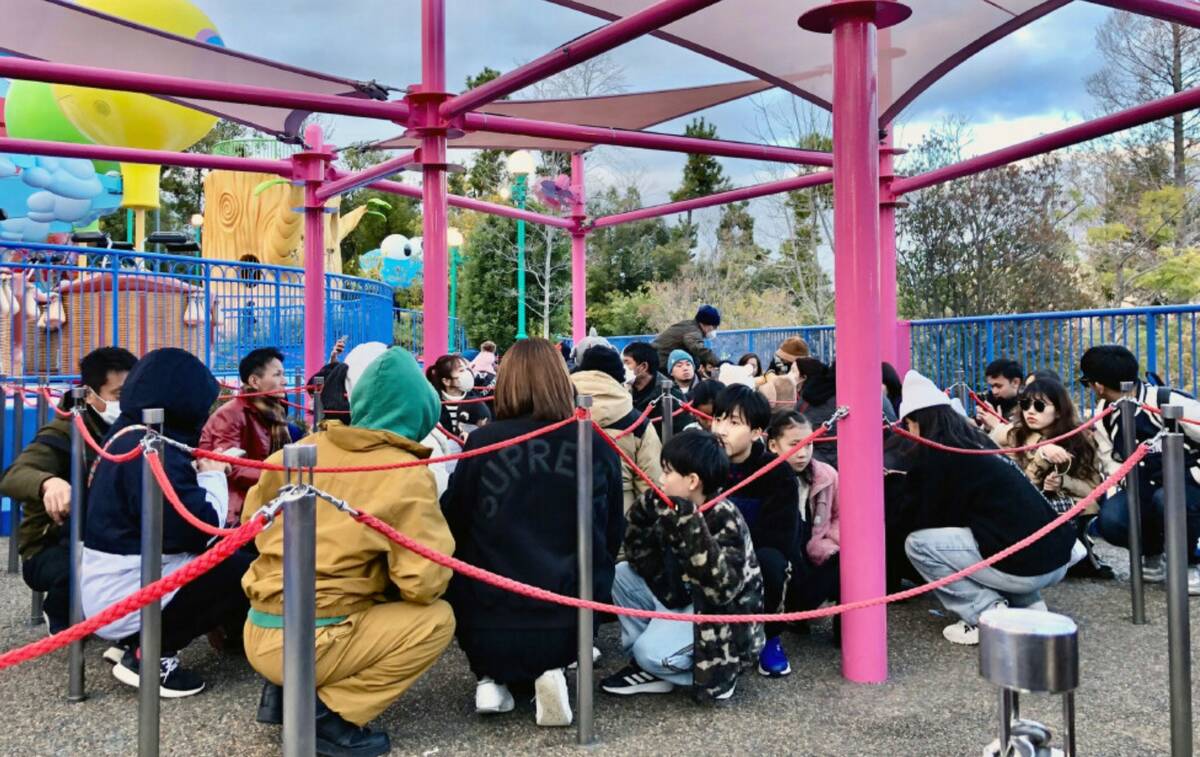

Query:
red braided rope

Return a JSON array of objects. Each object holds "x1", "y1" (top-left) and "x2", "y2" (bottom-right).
[
  {"x1": 968, "y1": 389, "x2": 1007, "y2": 422},
  {"x1": 1139, "y1": 403, "x2": 1200, "y2": 426},
  {"x1": 0, "y1": 516, "x2": 265, "y2": 671},
  {"x1": 145, "y1": 450, "x2": 237, "y2": 537},
  {"x1": 73, "y1": 413, "x2": 143, "y2": 464},
  {"x1": 610, "y1": 401, "x2": 656, "y2": 441},
  {"x1": 436, "y1": 424, "x2": 466, "y2": 447},
  {"x1": 891, "y1": 404, "x2": 1116, "y2": 456},
  {"x1": 353, "y1": 444, "x2": 1145, "y2": 623}
]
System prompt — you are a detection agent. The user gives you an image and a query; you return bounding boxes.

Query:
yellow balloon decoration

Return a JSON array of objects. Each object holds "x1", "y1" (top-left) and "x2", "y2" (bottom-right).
[{"x1": 52, "y1": 0, "x2": 221, "y2": 212}]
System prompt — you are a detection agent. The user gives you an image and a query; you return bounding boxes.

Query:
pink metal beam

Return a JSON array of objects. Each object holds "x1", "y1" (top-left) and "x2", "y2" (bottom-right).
[
  {"x1": 590, "y1": 170, "x2": 833, "y2": 228},
  {"x1": 365, "y1": 178, "x2": 576, "y2": 229},
  {"x1": 441, "y1": 0, "x2": 721, "y2": 118},
  {"x1": 463, "y1": 111, "x2": 834, "y2": 166},
  {"x1": 570, "y1": 152, "x2": 588, "y2": 341},
  {"x1": 0, "y1": 136, "x2": 292, "y2": 175},
  {"x1": 1087, "y1": 0, "x2": 1200, "y2": 26},
  {"x1": 0, "y1": 57, "x2": 409, "y2": 123},
  {"x1": 296, "y1": 124, "x2": 331, "y2": 391},
  {"x1": 893, "y1": 82, "x2": 1200, "y2": 195},
  {"x1": 314, "y1": 150, "x2": 420, "y2": 202},
  {"x1": 422, "y1": 0, "x2": 450, "y2": 366}
]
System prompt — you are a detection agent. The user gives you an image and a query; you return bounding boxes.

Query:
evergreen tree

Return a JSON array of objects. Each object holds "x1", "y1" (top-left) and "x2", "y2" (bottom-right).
[{"x1": 669, "y1": 117, "x2": 731, "y2": 227}]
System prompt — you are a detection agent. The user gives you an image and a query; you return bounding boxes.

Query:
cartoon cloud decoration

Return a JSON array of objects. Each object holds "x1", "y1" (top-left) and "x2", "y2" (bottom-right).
[{"x1": 0, "y1": 154, "x2": 123, "y2": 243}]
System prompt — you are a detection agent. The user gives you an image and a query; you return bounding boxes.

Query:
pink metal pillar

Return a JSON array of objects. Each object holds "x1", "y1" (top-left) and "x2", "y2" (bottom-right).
[
  {"x1": 293, "y1": 124, "x2": 332, "y2": 386},
  {"x1": 800, "y1": 0, "x2": 910, "y2": 684},
  {"x1": 879, "y1": 132, "x2": 899, "y2": 367},
  {"x1": 416, "y1": 0, "x2": 450, "y2": 364},
  {"x1": 570, "y1": 153, "x2": 588, "y2": 342}
]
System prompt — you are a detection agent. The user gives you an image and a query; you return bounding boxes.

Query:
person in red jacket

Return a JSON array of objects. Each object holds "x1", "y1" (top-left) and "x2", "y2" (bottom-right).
[{"x1": 200, "y1": 347, "x2": 290, "y2": 525}]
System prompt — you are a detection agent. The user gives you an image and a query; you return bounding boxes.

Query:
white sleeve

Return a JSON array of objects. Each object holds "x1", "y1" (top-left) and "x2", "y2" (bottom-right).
[
  {"x1": 196, "y1": 470, "x2": 229, "y2": 527},
  {"x1": 1170, "y1": 392, "x2": 1200, "y2": 446}
]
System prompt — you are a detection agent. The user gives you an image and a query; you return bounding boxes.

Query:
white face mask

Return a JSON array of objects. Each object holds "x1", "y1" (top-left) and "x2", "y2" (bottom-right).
[
  {"x1": 96, "y1": 399, "x2": 121, "y2": 425},
  {"x1": 624, "y1": 368, "x2": 637, "y2": 386},
  {"x1": 455, "y1": 371, "x2": 475, "y2": 394}
]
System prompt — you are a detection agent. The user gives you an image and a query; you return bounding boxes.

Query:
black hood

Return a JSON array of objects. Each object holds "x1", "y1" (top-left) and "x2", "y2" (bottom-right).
[
  {"x1": 801, "y1": 360, "x2": 837, "y2": 406},
  {"x1": 110, "y1": 348, "x2": 219, "y2": 445}
]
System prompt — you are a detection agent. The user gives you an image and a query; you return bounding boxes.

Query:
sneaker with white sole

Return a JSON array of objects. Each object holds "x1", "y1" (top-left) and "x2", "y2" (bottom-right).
[
  {"x1": 102, "y1": 646, "x2": 124, "y2": 665},
  {"x1": 600, "y1": 662, "x2": 675, "y2": 696},
  {"x1": 567, "y1": 646, "x2": 601, "y2": 670},
  {"x1": 1143, "y1": 554, "x2": 1167, "y2": 583},
  {"x1": 111, "y1": 649, "x2": 205, "y2": 698},
  {"x1": 1023, "y1": 600, "x2": 1049, "y2": 612},
  {"x1": 713, "y1": 680, "x2": 736, "y2": 701},
  {"x1": 533, "y1": 669, "x2": 572, "y2": 727},
  {"x1": 475, "y1": 677, "x2": 514, "y2": 714},
  {"x1": 942, "y1": 620, "x2": 979, "y2": 646}
]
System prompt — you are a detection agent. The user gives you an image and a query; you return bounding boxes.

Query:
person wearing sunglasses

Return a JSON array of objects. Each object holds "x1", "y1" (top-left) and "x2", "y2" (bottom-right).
[
  {"x1": 1080, "y1": 345, "x2": 1200, "y2": 594},
  {"x1": 988, "y1": 378, "x2": 1113, "y2": 579}
]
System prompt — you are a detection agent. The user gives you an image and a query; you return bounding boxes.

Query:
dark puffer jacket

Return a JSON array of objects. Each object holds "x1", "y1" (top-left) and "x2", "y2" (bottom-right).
[
  {"x1": 624, "y1": 490, "x2": 765, "y2": 701},
  {"x1": 653, "y1": 319, "x2": 719, "y2": 371}
]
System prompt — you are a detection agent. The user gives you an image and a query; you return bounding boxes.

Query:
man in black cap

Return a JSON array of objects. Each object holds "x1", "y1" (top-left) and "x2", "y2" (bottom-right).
[{"x1": 652, "y1": 305, "x2": 722, "y2": 375}]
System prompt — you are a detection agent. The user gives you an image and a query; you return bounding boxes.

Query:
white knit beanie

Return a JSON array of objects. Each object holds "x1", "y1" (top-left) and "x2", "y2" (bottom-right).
[
  {"x1": 344, "y1": 341, "x2": 389, "y2": 400},
  {"x1": 898, "y1": 370, "x2": 952, "y2": 420}
]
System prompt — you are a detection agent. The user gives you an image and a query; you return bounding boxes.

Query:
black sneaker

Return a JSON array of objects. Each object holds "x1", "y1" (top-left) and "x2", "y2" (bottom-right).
[
  {"x1": 315, "y1": 699, "x2": 391, "y2": 757},
  {"x1": 256, "y1": 681, "x2": 283, "y2": 725},
  {"x1": 111, "y1": 649, "x2": 206, "y2": 698},
  {"x1": 600, "y1": 662, "x2": 675, "y2": 695}
]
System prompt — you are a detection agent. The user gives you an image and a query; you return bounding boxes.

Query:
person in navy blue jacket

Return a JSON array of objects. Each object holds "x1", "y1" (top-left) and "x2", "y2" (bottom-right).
[{"x1": 81, "y1": 348, "x2": 252, "y2": 698}]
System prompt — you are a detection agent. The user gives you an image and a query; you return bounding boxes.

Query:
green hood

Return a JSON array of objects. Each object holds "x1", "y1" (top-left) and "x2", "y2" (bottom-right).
[{"x1": 349, "y1": 347, "x2": 440, "y2": 442}]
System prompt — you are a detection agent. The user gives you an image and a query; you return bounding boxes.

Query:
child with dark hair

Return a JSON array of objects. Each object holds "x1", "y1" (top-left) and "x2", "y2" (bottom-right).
[
  {"x1": 623, "y1": 341, "x2": 686, "y2": 437},
  {"x1": 682, "y1": 379, "x2": 725, "y2": 433},
  {"x1": 602, "y1": 430, "x2": 764, "y2": 701},
  {"x1": 711, "y1": 385, "x2": 800, "y2": 677},
  {"x1": 767, "y1": 411, "x2": 840, "y2": 610}
]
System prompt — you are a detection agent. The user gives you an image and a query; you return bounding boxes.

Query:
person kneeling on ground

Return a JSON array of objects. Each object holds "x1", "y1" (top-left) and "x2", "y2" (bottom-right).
[
  {"x1": 242, "y1": 347, "x2": 456, "y2": 757},
  {"x1": 0, "y1": 346, "x2": 136, "y2": 635},
  {"x1": 82, "y1": 348, "x2": 248, "y2": 697},
  {"x1": 899, "y1": 370, "x2": 1083, "y2": 646},
  {"x1": 602, "y1": 430, "x2": 764, "y2": 701}
]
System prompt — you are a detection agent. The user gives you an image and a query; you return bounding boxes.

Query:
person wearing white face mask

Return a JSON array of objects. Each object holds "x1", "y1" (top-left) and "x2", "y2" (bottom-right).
[
  {"x1": 425, "y1": 355, "x2": 492, "y2": 468},
  {"x1": 0, "y1": 346, "x2": 136, "y2": 635}
]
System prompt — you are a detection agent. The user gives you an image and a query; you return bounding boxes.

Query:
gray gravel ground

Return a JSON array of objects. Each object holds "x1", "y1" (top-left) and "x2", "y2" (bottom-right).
[{"x1": 0, "y1": 540, "x2": 1193, "y2": 756}]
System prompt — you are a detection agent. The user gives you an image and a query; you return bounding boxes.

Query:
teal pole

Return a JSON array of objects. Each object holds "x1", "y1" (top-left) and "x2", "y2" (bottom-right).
[
  {"x1": 514, "y1": 174, "x2": 528, "y2": 340},
  {"x1": 449, "y1": 246, "x2": 460, "y2": 352},
  {"x1": 125, "y1": 208, "x2": 134, "y2": 244}
]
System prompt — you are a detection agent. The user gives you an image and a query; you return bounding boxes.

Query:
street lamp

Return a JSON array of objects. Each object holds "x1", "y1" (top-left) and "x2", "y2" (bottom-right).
[
  {"x1": 506, "y1": 150, "x2": 536, "y2": 340},
  {"x1": 189, "y1": 213, "x2": 204, "y2": 246},
  {"x1": 447, "y1": 226, "x2": 465, "y2": 352}
]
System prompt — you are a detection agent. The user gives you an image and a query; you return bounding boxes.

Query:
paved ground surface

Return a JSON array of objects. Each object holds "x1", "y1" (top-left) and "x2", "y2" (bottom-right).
[{"x1": 0, "y1": 540, "x2": 1192, "y2": 756}]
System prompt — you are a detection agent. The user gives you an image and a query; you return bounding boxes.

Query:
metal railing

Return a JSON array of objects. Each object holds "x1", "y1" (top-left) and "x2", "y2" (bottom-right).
[
  {"x1": 210, "y1": 138, "x2": 301, "y2": 161},
  {"x1": 393, "y1": 308, "x2": 467, "y2": 356}
]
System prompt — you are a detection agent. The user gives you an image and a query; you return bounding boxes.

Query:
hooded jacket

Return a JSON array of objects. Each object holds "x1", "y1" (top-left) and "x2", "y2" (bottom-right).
[
  {"x1": 242, "y1": 348, "x2": 454, "y2": 620},
  {"x1": 624, "y1": 491, "x2": 764, "y2": 701},
  {"x1": 653, "y1": 319, "x2": 719, "y2": 371},
  {"x1": 571, "y1": 369, "x2": 663, "y2": 513},
  {"x1": 802, "y1": 459, "x2": 840, "y2": 566},
  {"x1": 440, "y1": 414, "x2": 624, "y2": 630}
]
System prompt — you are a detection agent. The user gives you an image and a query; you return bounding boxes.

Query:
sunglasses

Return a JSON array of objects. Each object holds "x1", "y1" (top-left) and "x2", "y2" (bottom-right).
[{"x1": 1019, "y1": 397, "x2": 1052, "y2": 413}]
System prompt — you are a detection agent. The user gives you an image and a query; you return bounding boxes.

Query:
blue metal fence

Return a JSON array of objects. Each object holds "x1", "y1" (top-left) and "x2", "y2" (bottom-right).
[{"x1": 392, "y1": 309, "x2": 468, "y2": 356}]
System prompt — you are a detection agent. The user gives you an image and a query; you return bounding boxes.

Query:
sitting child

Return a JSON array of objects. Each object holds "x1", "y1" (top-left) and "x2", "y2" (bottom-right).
[
  {"x1": 681, "y1": 379, "x2": 724, "y2": 433},
  {"x1": 767, "y1": 411, "x2": 840, "y2": 610},
  {"x1": 601, "y1": 431, "x2": 764, "y2": 702}
]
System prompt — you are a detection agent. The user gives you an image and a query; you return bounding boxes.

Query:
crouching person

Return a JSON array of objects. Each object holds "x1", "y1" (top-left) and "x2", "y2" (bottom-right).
[
  {"x1": 602, "y1": 430, "x2": 764, "y2": 702},
  {"x1": 82, "y1": 348, "x2": 249, "y2": 697},
  {"x1": 242, "y1": 347, "x2": 456, "y2": 757}
]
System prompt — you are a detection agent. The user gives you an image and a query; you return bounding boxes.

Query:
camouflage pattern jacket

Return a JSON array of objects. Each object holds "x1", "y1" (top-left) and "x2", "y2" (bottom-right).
[{"x1": 625, "y1": 490, "x2": 765, "y2": 701}]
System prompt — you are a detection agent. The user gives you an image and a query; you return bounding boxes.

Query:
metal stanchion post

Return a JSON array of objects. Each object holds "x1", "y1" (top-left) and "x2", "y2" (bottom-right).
[
  {"x1": 1119, "y1": 382, "x2": 1146, "y2": 624},
  {"x1": 31, "y1": 379, "x2": 48, "y2": 624},
  {"x1": 138, "y1": 408, "x2": 164, "y2": 757},
  {"x1": 575, "y1": 396, "x2": 595, "y2": 746},
  {"x1": 282, "y1": 444, "x2": 317, "y2": 757},
  {"x1": 1160, "y1": 405, "x2": 1192, "y2": 757},
  {"x1": 67, "y1": 387, "x2": 87, "y2": 703},
  {"x1": 660, "y1": 380, "x2": 674, "y2": 446},
  {"x1": 955, "y1": 369, "x2": 968, "y2": 413},
  {"x1": 8, "y1": 378, "x2": 24, "y2": 573},
  {"x1": 312, "y1": 376, "x2": 324, "y2": 427}
]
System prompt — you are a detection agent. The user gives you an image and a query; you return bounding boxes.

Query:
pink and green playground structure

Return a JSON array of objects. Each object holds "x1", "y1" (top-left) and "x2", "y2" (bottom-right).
[{"x1": 2, "y1": 0, "x2": 1200, "y2": 691}]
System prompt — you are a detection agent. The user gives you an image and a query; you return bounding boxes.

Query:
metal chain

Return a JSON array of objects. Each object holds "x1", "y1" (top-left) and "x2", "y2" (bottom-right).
[
  {"x1": 822, "y1": 405, "x2": 849, "y2": 430},
  {"x1": 308, "y1": 486, "x2": 362, "y2": 517}
]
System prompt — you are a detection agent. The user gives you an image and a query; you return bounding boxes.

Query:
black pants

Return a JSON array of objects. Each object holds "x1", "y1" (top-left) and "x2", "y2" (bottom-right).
[
  {"x1": 758, "y1": 547, "x2": 842, "y2": 638},
  {"x1": 121, "y1": 550, "x2": 253, "y2": 656},
  {"x1": 456, "y1": 626, "x2": 576, "y2": 686},
  {"x1": 23, "y1": 541, "x2": 70, "y2": 629},
  {"x1": 1098, "y1": 480, "x2": 1200, "y2": 565}
]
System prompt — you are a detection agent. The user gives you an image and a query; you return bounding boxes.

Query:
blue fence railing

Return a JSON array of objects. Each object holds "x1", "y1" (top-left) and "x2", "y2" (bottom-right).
[
  {"x1": 392, "y1": 309, "x2": 468, "y2": 356},
  {"x1": 0, "y1": 240, "x2": 393, "y2": 381}
]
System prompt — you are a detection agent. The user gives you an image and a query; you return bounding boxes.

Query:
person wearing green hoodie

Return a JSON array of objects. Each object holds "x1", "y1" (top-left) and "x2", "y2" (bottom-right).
[{"x1": 242, "y1": 347, "x2": 456, "y2": 757}]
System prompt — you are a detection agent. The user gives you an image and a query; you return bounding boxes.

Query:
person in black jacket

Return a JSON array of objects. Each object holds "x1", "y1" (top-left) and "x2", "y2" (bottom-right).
[
  {"x1": 441, "y1": 338, "x2": 623, "y2": 728},
  {"x1": 622, "y1": 341, "x2": 686, "y2": 438},
  {"x1": 81, "y1": 348, "x2": 250, "y2": 697},
  {"x1": 898, "y1": 370, "x2": 1081, "y2": 647},
  {"x1": 711, "y1": 385, "x2": 801, "y2": 679}
]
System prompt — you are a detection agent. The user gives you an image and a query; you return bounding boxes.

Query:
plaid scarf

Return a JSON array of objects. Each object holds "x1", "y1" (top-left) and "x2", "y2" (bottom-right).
[{"x1": 247, "y1": 394, "x2": 292, "y2": 454}]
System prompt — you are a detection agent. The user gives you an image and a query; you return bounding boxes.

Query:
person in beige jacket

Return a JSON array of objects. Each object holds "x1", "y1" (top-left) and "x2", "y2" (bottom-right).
[
  {"x1": 570, "y1": 343, "x2": 662, "y2": 513},
  {"x1": 242, "y1": 347, "x2": 455, "y2": 757}
]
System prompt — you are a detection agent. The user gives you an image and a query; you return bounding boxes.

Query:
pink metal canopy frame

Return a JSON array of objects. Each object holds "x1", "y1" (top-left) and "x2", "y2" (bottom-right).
[{"x1": 2, "y1": 0, "x2": 1196, "y2": 684}]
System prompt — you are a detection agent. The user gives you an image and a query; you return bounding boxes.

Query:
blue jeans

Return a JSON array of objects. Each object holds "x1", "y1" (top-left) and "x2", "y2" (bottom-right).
[
  {"x1": 1097, "y1": 481, "x2": 1200, "y2": 564},
  {"x1": 904, "y1": 528, "x2": 1073, "y2": 625},
  {"x1": 611, "y1": 562, "x2": 694, "y2": 687}
]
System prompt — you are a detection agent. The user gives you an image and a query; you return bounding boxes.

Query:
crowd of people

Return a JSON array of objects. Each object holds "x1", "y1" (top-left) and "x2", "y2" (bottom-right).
[{"x1": 2, "y1": 301, "x2": 1199, "y2": 757}]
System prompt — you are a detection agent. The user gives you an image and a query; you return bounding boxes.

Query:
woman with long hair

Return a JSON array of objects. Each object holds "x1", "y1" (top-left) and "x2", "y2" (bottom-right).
[
  {"x1": 441, "y1": 338, "x2": 623, "y2": 727},
  {"x1": 991, "y1": 377, "x2": 1112, "y2": 578},
  {"x1": 898, "y1": 370, "x2": 1081, "y2": 646}
]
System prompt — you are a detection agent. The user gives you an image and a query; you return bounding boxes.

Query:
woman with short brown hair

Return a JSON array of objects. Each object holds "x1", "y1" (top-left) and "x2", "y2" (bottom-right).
[{"x1": 441, "y1": 338, "x2": 624, "y2": 727}]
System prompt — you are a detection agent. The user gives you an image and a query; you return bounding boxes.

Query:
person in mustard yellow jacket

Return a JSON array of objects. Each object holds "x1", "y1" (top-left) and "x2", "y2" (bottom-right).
[{"x1": 242, "y1": 347, "x2": 455, "y2": 757}]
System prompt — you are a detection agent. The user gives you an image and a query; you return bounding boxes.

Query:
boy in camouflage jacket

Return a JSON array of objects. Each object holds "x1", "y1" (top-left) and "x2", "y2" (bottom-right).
[{"x1": 601, "y1": 430, "x2": 764, "y2": 702}]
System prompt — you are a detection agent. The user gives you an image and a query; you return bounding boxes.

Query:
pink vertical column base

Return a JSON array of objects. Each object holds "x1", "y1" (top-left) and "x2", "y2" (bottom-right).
[
  {"x1": 294, "y1": 124, "x2": 331, "y2": 393},
  {"x1": 570, "y1": 153, "x2": 588, "y2": 342}
]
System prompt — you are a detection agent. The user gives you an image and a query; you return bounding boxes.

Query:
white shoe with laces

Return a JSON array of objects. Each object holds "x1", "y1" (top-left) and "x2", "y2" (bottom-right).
[
  {"x1": 533, "y1": 669, "x2": 572, "y2": 727},
  {"x1": 942, "y1": 620, "x2": 979, "y2": 646},
  {"x1": 1143, "y1": 554, "x2": 1167, "y2": 583},
  {"x1": 474, "y1": 677, "x2": 514, "y2": 714}
]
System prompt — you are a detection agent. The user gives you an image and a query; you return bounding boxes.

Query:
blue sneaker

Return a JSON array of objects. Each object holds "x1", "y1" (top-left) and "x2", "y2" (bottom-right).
[{"x1": 757, "y1": 636, "x2": 791, "y2": 678}]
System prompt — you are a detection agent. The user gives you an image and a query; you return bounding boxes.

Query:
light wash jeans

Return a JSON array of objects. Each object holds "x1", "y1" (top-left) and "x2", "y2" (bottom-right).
[
  {"x1": 905, "y1": 527, "x2": 1077, "y2": 625},
  {"x1": 611, "y1": 562, "x2": 694, "y2": 686}
]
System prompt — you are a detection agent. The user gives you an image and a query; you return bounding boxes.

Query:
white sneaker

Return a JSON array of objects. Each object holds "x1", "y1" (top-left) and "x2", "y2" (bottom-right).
[
  {"x1": 533, "y1": 668, "x2": 572, "y2": 727},
  {"x1": 1024, "y1": 600, "x2": 1049, "y2": 612},
  {"x1": 474, "y1": 677, "x2": 514, "y2": 714},
  {"x1": 943, "y1": 620, "x2": 979, "y2": 646},
  {"x1": 1143, "y1": 554, "x2": 1167, "y2": 583},
  {"x1": 102, "y1": 646, "x2": 124, "y2": 665},
  {"x1": 1188, "y1": 566, "x2": 1200, "y2": 596},
  {"x1": 567, "y1": 646, "x2": 601, "y2": 670}
]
